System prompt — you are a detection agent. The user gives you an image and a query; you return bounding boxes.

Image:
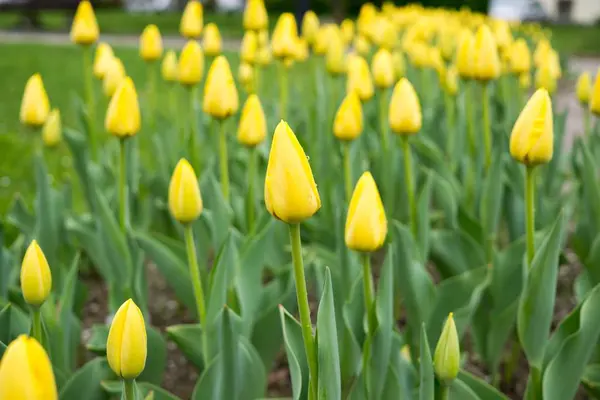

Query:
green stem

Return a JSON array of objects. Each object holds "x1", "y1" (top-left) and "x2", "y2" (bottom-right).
[
  {"x1": 218, "y1": 119, "x2": 230, "y2": 202},
  {"x1": 584, "y1": 107, "x2": 591, "y2": 137},
  {"x1": 420, "y1": 68, "x2": 428, "y2": 103},
  {"x1": 402, "y1": 137, "x2": 417, "y2": 238},
  {"x1": 169, "y1": 83, "x2": 178, "y2": 125},
  {"x1": 147, "y1": 61, "x2": 157, "y2": 130},
  {"x1": 343, "y1": 141, "x2": 352, "y2": 202},
  {"x1": 247, "y1": 146, "x2": 257, "y2": 232},
  {"x1": 444, "y1": 92, "x2": 456, "y2": 168},
  {"x1": 279, "y1": 60, "x2": 289, "y2": 120},
  {"x1": 255, "y1": 65, "x2": 261, "y2": 97},
  {"x1": 504, "y1": 335, "x2": 521, "y2": 384},
  {"x1": 525, "y1": 166, "x2": 536, "y2": 267},
  {"x1": 83, "y1": 45, "x2": 97, "y2": 161},
  {"x1": 188, "y1": 86, "x2": 199, "y2": 173},
  {"x1": 379, "y1": 88, "x2": 389, "y2": 152},
  {"x1": 123, "y1": 380, "x2": 136, "y2": 400},
  {"x1": 119, "y1": 138, "x2": 127, "y2": 235},
  {"x1": 362, "y1": 253, "x2": 376, "y2": 335},
  {"x1": 31, "y1": 307, "x2": 42, "y2": 343},
  {"x1": 465, "y1": 81, "x2": 476, "y2": 157},
  {"x1": 530, "y1": 366, "x2": 542, "y2": 399},
  {"x1": 288, "y1": 223, "x2": 318, "y2": 398},
  {"x1": 184, "y1": 225, "x2": 209, "y2": 365},
  {"x1": 440, "y1": 384, "x2": 450, "y2": 400},
  {"x1": 482, "y1": 82, "x2": 492, "y2": 172}
]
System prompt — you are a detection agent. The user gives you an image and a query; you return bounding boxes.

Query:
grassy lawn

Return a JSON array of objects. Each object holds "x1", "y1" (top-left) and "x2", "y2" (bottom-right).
[{"x1": 547, "y1": 24, "x2": 600, "y2": 56}]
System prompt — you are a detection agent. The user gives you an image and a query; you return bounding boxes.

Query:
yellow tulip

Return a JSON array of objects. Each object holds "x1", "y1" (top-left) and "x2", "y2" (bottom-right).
[
  {"x1": 106, "y1": 299, "x2": 147, "y2": 379},
  {"x1": 257, "y1": 29, "x2": 269, "y2": 47},
  {"x1": 203, "y1": 55, "x2": 239, "y2": 119},
  {"x1": 70, "y1": 0, "x2": 98, "y2": 45},
  {"x1": 238, "y1": 62, "x2": 255, "y2": 91},
  {"x1": 238, "y1": 94, "x2": 266, "y2": 147},
  {"x1": 256, "y1": 46, "x2": 272, "y2": 66},
  {"x1": 103, "y1": 57, "x2": 126, "y2": 97},
  {"x1": 375, "y1": 17, "x2": 397, "y2": 50},
  {"x1": 161, "y1": 50, "x2": 178, "y2": 82},
  {"x1": 533, "y1": 38, "x2": 550, "y2": 68},
  {"x1": 168, "y1": 158, "x2": 203, "y2": 223},
  {"x1": 357, "y1": 3, "x2": 377, "y2": 38},
  {"x1": 372, "y1": 48, "x2": 395, "y2": 88},
  {"x1": 241, "y1": 30, "x2": 259, "y2": 64},
  {"x1": 438, "y1": 31, "x2": 456, "y2": 61},
  {"x1": 243, "y1": 0, "x2": 268, "y2": 32},
  {"x1": 313, "y1": 24, "x2": 335, "y2": 55},
  {"x1": 203, "y1": 23, "x2": 222, "y2": 56},
  {"x1": 334, "y1": 90, "x2": 363, "y2": 141},
  {"x1": 265, "y1": 120, "x2": 321, "y2": 223},
  {"x1": 20, "y1": 73, "x2": 50, "y2": 128},
  {"x1": 547, "y1": 49, "x2": 562, "y2": 79},
  {"x1": 139, "y1": 24, "x2": 163, "y2": 61},
  {"x1": 354, "y1": 35, "x2": 371, "y2": 57},
  {"x1": 301, "y1": 10, "x2": 320, "y2": 45},
  {"x1": 509, "y1": 39, "x2": 531, "y2": 75},
  {"x1": 0, "y1": 335, "x2": 57, "y2": 400},
  {"x1": 272, "y1": 13, "x2": 299, "y2": 60},
  {"x1": 20, "y1": 240, "x2": 52, "y2": 307},
  {"x1": 456, "y1": 29, "x2": 475, "y2": 79},
  {"x1": 345, "y1": 171, "x2": 387, "y2": 252},
  {"x1": 590, "y1": 72, "x2": 600, "y2": 115},
  {"x1": 389, "y1": 78, "x2": 422, "y2": 135},
  {"x1": 178, "y1": 40, "x2": 204, "y2": 86},
  {"x1": 493, "y1": 20, "x2": 513, "y2": 51},
  {"x1": 510, "y1": 88, "x2": 553, "y2": 166},
  {"x1": 294, "y1": 37, "x2": 309, "y2": 62},
  {"x1": 93, "y1": 43, "x2": 114, "y2": 79},
  {"x1": 347, "y1": 55, "x2": 374, "y2": 102},
  {"x1": 576, "y1": 72, "x2": 591, "y2": 105},
  {"x1": 443, "y1": 66, "x2": 459, "y2": 96},
  {"x1": 434, "y1": 313, "x2": 460, "y2": 383},
  {"x1": 535, "y1": 65, "x2": 557, "y2": 94},
  {"x1": 519, "y1": 72, "x2": 531, "y2": 90},
  {"x1": 340, "y1": 19, "x2": 355, "y2": 45},
  {"x1": 392, "y1": 50, "x2": 406, "y2": 78},
  {"x1": 473, "y1": 24, "x2": 500, "y2": 81},
  {"x1": 105, "y1": 77, "x2": 141, "y2": 138},
  {"x1": 42, "y1": 109, "x2": 62, "y2": 147},
  {"x1": 326, "y1": 31, "x2": 346, "y2": 76},
  {"x1": 180, "y1": 0, "x2": 203, "y2": 39}
]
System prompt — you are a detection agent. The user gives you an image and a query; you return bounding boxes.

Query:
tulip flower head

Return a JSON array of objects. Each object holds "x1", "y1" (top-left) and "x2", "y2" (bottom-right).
[
  {"x1": 203, "y1": 55, "x2": 239, "y2": 119},
  {"x1": 106, "y1": 299, "x2": 147, "y2": 379},
  {"x1": 443, "y1": 66, "x2": 459, "y2": 96},
  {"x1": 272, "y1": 13, "x2": 299, "y2": 60},
  {"x1": 180, "y1": 0, "x2": 203, "y2": 39},
  {"x1": 203, "y1": 23, "x2": 222, "y2": 56},
  {"x1": 510, "y1": 89, "x2": 553, "y2": 166},
  {"x1": 168, "y1": 158, "x2": 203, "y2": 223},
  {"x1": 139, "y1": 24, "x2": 163, "y2": 62},
  {"x1": 20, "y1": 73, "x2": 50, "y2": 128},
  {"x1": 590, "y1": 71, "x2": 600, "y2": 116},
  {"x1": 519, "y1": 72, "x2": 531, "y2": 90},
  {"x1": 347, "y1": 55, "x2": 374, "y2": 102},
  {"x1": 456, "y1": 29, "x2": 475, "y2": 79},
  {"x1": 178, "y1": 40, "x2": 204, "y2": 86},
  {"x1": 302, "y1": 10, "x2": 320, "y2": 45},
  {"x1": 340, "y1": 19, "x2": 355, "y2": 45},
  {"x1": 372, "y1": 48, "x2": 396, "y2": 89},
  {"x1": 20, "y1": 240, "x2": 52, "y2": 307},
  {"x1": 473, "y1": 24, "x2": 500, "y2": 81},
  {"x1": 392, "y1": 50, "x2": 406, "y2": 79},
  {"x1": 0, "y1": 335, "x2": 57, "y2": 400},
  {"x1": 354, "y1": 35, "x2": 371, "y2": 57},
  {"x1": 42, "y1": 109, "x2": 62, "y2": 147},
  {"x1": 294, "y1": 38, "x2": 309, "y2": 62},
  {"x1": 243, "y1": 0, "x2": 268, "y2": 32},
  {"x1": 238, "y1": 62, "x2": 255, "y2": 92},
  {"x1": 389, "y1": 78, "x2": 422, "y2": 135},
  {"x1": 265, "y1": 121, "x2": 321, "y2": 223},
  {"x1": 161, "y1": 50, "x2": 178, "y2": 82},
  {"x1": 241, "y1": 30, "x2": 259, "y2": 65},
  {"x1": 313, "y1": 24, "x2": 334, "y2": 55},
  {"x1": 576, "y1": 72, "x2": 591, "y2": 105},
  {"x1": 103, "y1": 57, "x2": 126, "y2": 97},
  {"x1": 509, "y1": 39, "x2": 531, "y2": 75},
  {"x1": 433, "y1": 313, "x2": 460, "y2": 383},
  {"x1": 535, "y1": 64, "x2": 557, "y2": 94},
  {"x1": 334, "y1": 90, "x2": 363, "y2": 141},
  {"x1": 345, "y1": 172, "x2": 387, "y2": 252},
  {"x1": 105, "y1": 77, "x2": 141, "y2": 138},
  {"x1": 238, "y1": 94, "x2": 267, "y2": 147},
  {"x1": 70, "y1": 0, "x2": 98, "y2": 45},
  {"x1": 93, "y1": 43, "x2": 114, "y2": 79},
  {"x1": 326, "y1": 31, "x2": 346, "y2": 76}
]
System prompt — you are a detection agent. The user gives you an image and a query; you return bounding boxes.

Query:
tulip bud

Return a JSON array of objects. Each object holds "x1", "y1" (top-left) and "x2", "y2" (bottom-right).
[
  {"x1": 238, "y1": 62, "x2": 255, "y2": 92},
  {"x1": 178, "y1": 40, "x2": 204, "y2": 86},
  {"x1": 326, "y1": 31, "x2": 346, "y2": 76},
  {"x1": 20, "y1": 73, "x2": 50, "y2": 128},
  {"x1": 389, "y1": 78, "x2": 422, "y2": 135},
  {"x1": 313, "y1": 24, "x2": 334, "y2": 55},
  {"x1": 20, "y1": 240, "x2": 52, "y2": 307},
  {"x1": 392, "y1": 50, "x2": 406, "y2": 79},
  {"x1": 535, "y1": 65, "x2": 557, "y2": 95},
  {"x1": 456, "y1": 29, "x2": 475, "y2": 79},
  {"x1": 180, "y1": 0, "x2": 203, "y2": 39},
  {"x1": 161, "y1": 50, "x2": 178, "y2": 82},
  {"x1": 473, "y1": 24, "x2": 500, "y2": 81},
  {"x1": 272, "y1": 13, "x2": 299, "y2": 60},
  {"x1": 533, "y1": 39, "x2": 550, "y2": 68},
  {"x1": 168, "y1": 158, "x2": 203, "y2": 223},
  {"x1": 70, "y1": 0, "x2": 98, "y2": 45},
  {"x1": 139, "y1": 24, "x2": 163, "y2": 62},
  {"x1": 376, "y1": 17, "x2": 397, "y2": 50},
  {"x1": 257, "y1": 29, "x2": 269, "y2": 47},
  {"x1": 443, "y1": 66, "x2": 459, "y2": 96},
  {"x1": 302, "y1": 10, "x2": 320, "y2": 45},
  {"x1": 42, "y1": 109, "x2": 62, "y2": 147},
  {"x1": 238, "y1": 94, "x2": 266, "y2": 147},
  {"x1": 93, "y1": 42, "x2": 114, "y2": 79},
  {"x1": 347, "y1": 56, "x2": 374, "y2": 102},
  {"x1": 434, "y1": 313, "x2": 460, "y2": 383},
  {"x1": 265, "y1": 120, "x2": 321, "y2": 223},
  {"x1": 107, "y1": 299, "x2": 147, "y2": 379},
  {"x1": 345, "y1": 172, "x2": 387, "y2": 252},
  {"x1": 294, "y1": 38, "x2": 309, "y2": 62},
  {"x1": 519, "y1": 72, "x2": 531, "y2": 90},
  {"x1": 241, "y1": 30, "x2": 259, "y2": 65},
  {"x1": 243, "y1": 0, "x2": 268, "y2": 31},
  {"x1": 576, "y1": 72, "x2": 591, "y2": 105},
  {"x1": 354, "y1": 35, "x2": 371, "y2": 57},
  {"x1": 203, "y1": 55, "x2": 239, "y2": 119},
  {"x1": 334, "y1": 91, "x2": 363, "y2": 141},
  {"x1": 203, "y1": 23, "x2": 222, "y2": 56},
  {"x1": 103, "y1": 57, "x2": 126, "y2": 97},
  {"x1": 256, "y1": 45, "x2": 272, "y2": 66},
  {"x1": 509, "y1": 39, "x2": 531, "y2": 75},
  {"x1": 0, "y1": 335, "x2": 57, "y2": 399},
  {"x1": 590, "y1": 72, "x2": 600, "y2": 116},
  {"x1": 510, "y1": 89, "x2": 553, "y2": 166},
  {"x1": 340, "y1": 19, "x2": 354, "y2": 45},
  {"x1": 105, "y1": 77, "x2": 141, "y2": 138},
  {"x1": 372, "y1": 48, "x2": 395, "y2": 89}
]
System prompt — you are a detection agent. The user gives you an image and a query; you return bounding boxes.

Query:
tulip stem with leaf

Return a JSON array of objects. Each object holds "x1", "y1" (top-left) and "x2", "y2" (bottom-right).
[
  {"x1": 118, "y1": 138, "x2": 128, "y2": 233},
  {"x1": 482, "y1": 82, "x2": 492, "y2": 171},
  {"x1": 123, "y1": 380, "x2": 136, "y2": 400},
  {"x1": 188, "y1": 87, "x2": 199, "y2": 173},
  {"x1": 218, "y1": 120, "x2": 230, "y2": 201},
  {"x1": 247, "y1": 146, "x2": 257, "y2": 231},
  {"x1": 278, "y1": 60, "x2": 289, "y2": 120},
  {"x1": 361, "y1": 253, "x2": 376, "y2": 333},
  {"x1": 401, "y1": 137, "x2": 417, "y2": 236},
  {"x1": 146, "y1": 61, "x2": 158, "y2": 129},
  {"x1": 21, "y1": 240, "x2": 52, "y2": 345},
  {"x1": 83, "y1": 45, "x2": 97, "y2": 160}
]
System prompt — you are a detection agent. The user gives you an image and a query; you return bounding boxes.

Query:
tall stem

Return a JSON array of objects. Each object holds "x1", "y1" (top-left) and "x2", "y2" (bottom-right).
[
  {"x1": 482, "y1": 82, "x2": 492, "y2": 172},
  {"x1": 420, "y1": 67, "x2": 428, "y2": 104},
  {"x1": 465, "y1": 81, "x2": 476, "y2": 157},
  {"x1": 362, "y1": 253, "x2": 376, "y2": 335},
  {"x1": 343, "y1": 141, "x2": 352, "y2": 202},
  {"x1": 147, "y1": 61, "x2": 157, "y2": 130},
  {"x1": 219, "y1": 119, "x2": 230, "y2": 202},
  {"x1": 279, "y1": 61, "x2": 289, "y2": 120},
  {"x1": 188, "y1": 86, "x2": 199, "y2": 173},
  {"x1": 119, "y1": 138, "x2": 127, "y2": 234},
  {"x1": 247, "y1": 146, "x2": 257, "y2": 232},
  {"x1": 123, "y1": 380, "x2": 136, "y2": 400},
  {"x1": 525, "y1": 166, "x2": 536, "y2": 267},
  {"x1": 379, "y1": 88, "x2": 389, "y2": 152},
  {"x1": 288, "y1": 223, "x2": 318, "y2": 398},
  {"x1": 584, "y1": 107, "x2": 591, "y2": 137},
  {"x1": 444, "y1": 92, "x2": 456, "y2": 168},
  {"x1": 402, "y1": 137, "x2": 417, "y2": 238},
  {"x1": 31, "y1": 307, "x2": 42, "y2": 344},
  {"x1": 254, "y1": 65, "x2": 261, "y2": 97},
  {"x1": 83, "y1": 45, "x2": 97, "y2": 160},
  {"x1": 440, "y1": 384, "x2": 450, "y2": 400}
]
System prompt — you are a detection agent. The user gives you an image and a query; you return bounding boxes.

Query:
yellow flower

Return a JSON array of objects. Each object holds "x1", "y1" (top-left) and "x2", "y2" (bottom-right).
[
  {"x1": 509, "y1": 39, "x2": 531, "y2": 75},
  {"x1": 375, "y1": 17, "x2": 397, "y2": 50},
  {"x1": 20, "y1": 240, "x2": 52, "y2": 307},
  {"x1": 241, "y1": 30, "x2": 259, "y2": 64},
  {"x1": 20, "y1": 73, "x2": 50, "y2": 128},
  {"x1": 456, "y1": 29, "x2": 475, "y2": 79},
  {"x1": 238, "y1": 94, "x2": 266, "y2": 147},
  {"x1": 340, "y1": 19, "x2": 355, "y2": 45},
  {"x1": 392, "y1": 50, "x2": 406, "y2": 78},
  {"x1": 93, "y1": 43, "x2": 114, "y2": 79},
  {"x1": 493, "y1": 20, "x2": 513, "y2": 51},
  {"x1": 533, "y1": 38, "x2": 550, "y2": 68},
  {"x1": 0, "y1": 335, "x2": 57, "y2": 400},
  {"x1": 265, "y1": 120, "x2": 321, "y2": 223},
  {"x1": 203, "y1": 23, "x2": 222, "y2": 56},
  {"x1": 354, "y1": 35, "x2": 371, "y2": 57},
  {"x1": 256, "y1": 46, "x2": 272, "y2": 66},
  {"x1": 302, "y1": 10, "x2": 320, "y2": 45},
  {"x1": 535, "y1": 65, "x2": 557, "y2": 94},
  {"x1": 345, "y1": 171, "x2": 387, "y2": 252},
  {"x1": 443, "y1": 65, "x2": 459, "y2": 96},
  {"x1": 357, "y1": 3, "x2": 377, "y2": 38},
  {"x1": 139, "y1": 24, "x2": 163, "y2": 61},
  {"x1": 42, "y1": 108, "x2": 62, "y2": 147},
  {"x1": 272, "y1": 13, "x2": 299, "y2": 60},
  {"x1": 161, "y1": 50, "x2": 178, "y2": 82},
  {"x1": 243, "y1": 0, "x2": 268, "y2": 32},
  {"x1": 178, "y1": 40, "x2": 204, "y2": 86},
  {"x1": 168, "y1": 158, "x2": 203, "y2": 223},
  {"x1": 70, "y1": 0, "x2": 98, "y2": 45},
  {"x1": 519, "y1": 72, "x2": 531, "y2": 90},
  {"x1": 509, "y1": 88, "x2": 553, "y2": 166},
  {"x1": 106, "y1": 299, "x2": 147, "y2": 380},
  {"x1": 347, "y1": 55, "x2": 374, "y2": 102},
  {"x1": 238, "y1": 62, "x2": 255, "y2": 92},
  {"x1": 326, "y1": 31, "x2": 346, "y2": 76},
  {"x1": 389, "y1": 78, "x2": 422, "y2": 135},
  {"x1": 257, "y1": 29, "x2": 269, "y2": 47},
  {"x1": 103, "y1": 57, "x2": 126, "y2": 97},
  {"x1": 203, "y1": 55, "x2": 239, "y2": 119},
  {"x1": 180, "y1": 0, "x2": 203, "y2": 39},
  {"x1": 547, "y1": 49, "x2": 562, "y2": 79},
  {"x1": 434, "y1": 313, "x2": 460, "y2": 383},
  {"x1": 372, "y1": 48, "x2": 395, "y2": 89},
  {"x1": 105, "y1": 77, "x2": 141, "y2": 138},
  {"x1": 473, "y1": 24, "x2": 500, "y2": 81},
  {"x1": 294, "y1": 37, "x2": 309, "y2": 62},
  {"x1": 313, "y1": 24, "x2": 335, "y2": 55},
  {"x1": 590, "y1": 72, "x2": 600, "y2": 115},
  {"x1": 334, "y1": 90, "x2": 363, "y2": 141}
]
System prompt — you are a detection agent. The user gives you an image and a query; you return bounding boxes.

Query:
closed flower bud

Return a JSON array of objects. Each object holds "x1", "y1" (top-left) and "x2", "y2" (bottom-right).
[
  {"x1": 20, "y1": 240, "x2": 52, "y2": 307},
  {"x1": 257, "y1": 29, "x2": 269, "y2": 47},
  {"x1": 42, "y1": 109, "x2": 62, "y2": 147},
  {"x1": 294, "y1": 38, "x2": 309, "y2": 62},
  {"x1": 180, "y1": 0, "x2": 203, "y2": 39},
  {"x1": 161, "y1": 50, "x2": 178, "y2": 82},
  {"x1": 354, "y1": 35, "x2": 371, "y2": 57},
  {"x1": 510, "y1": 89, "x2": 553, "y2": 166},
  {"x1": 256, "y1": 45, "x2": 272, "y2": 66},
  {"x1": 105, "y1": 77, "x2": 141, "y2": 138},
  {"x1": 265, "y1": 120, "x2": 321, "y2": 223},
  {"x1": 326, "y1": 32, "x2": 346, "y2": 76},
  {"x1": 0, "y1": 335, "x2": 57, "y2": 400},
  {"x1": 444, "y1": 66, "x2": 459, "y2": 96},
  {"x1": 103, "y1": 57, "x2": 126, "y2": 97},
  {"x1": 241, "y1": 30, "x2": 259, "y2": 64},
  {"x1": 238, "y1": 94, "x2": 266, "y2": 146},
  {"x1": 372, "y1": 48, "x2": 395, "y2": 88},
  {"x1": 168, "y1": 158, "x2": 203, "y2": 222},
  {"x1": 203, "y1": 55, "x2": 239, "y2": 119},
  {"x1": 473, "y1": 24, "x2": 500, "y2": 81},
  {"x1": 70, "y1": 0, "x2": 98, "y2": 45},
  {"x1": 313, "y1": 24, "x2": 334, "y2": 55},
  {"x1": 576, "y1": 72, "x2": 591, "y2": 104},
  {"x1": 238, "y1": 62, "x2": 255, "y2": 92},
  {"x1": 509, "y1": 39, "x2": 531, "y2": 74},
  {"x1": 347, "y1": 56, "x2": 374, "y2": 102},
  {"x1": 392, "y1": 50, "x2": 406, "y2": 78},
  {"x1": 20, "y1": 73, "x2": 50, "y2": 128},
  {"x1": 590, "y1": 72, "x2": 600, "y2": 115},
  {"x1": 272, "y1": 13, "x2": 299, "y2": 60},
  {"x1": 106, "y1": 299, "x2": 147, "y2": 380},
  {"x1": 389, "y1": 78, "x2": 421, "y2": 135},
  {"x1": 456, "y1": 29, "x2": 475, "y2": 79},
  {"x1": 302, "y1": 10, "x2": 320, "y2": 45},
  {"x1": 203, "y1": 23, "x2": 222, "y2": 56},
  {"x1": 533, "y1": 39, "x2": 550, "y2": 68},
  {"x1": 178, "y1": 40, "x2": 204, "y2": 86},
  {"x1": 334, "y1": 91, "x2": 363, "y2": 141},
  {"x1": 340, "y1": 19, "x2": 354, "y2": 45},
  {"x1": 93, "y1": 42, "x2": 114, "y2": 79},
  {"x1": 243, "y1": 0, "x2": 268, "y2": 32},
  {"x1": 139, "y1": 24, "x2": 163, "y2": 62},
  {"x1": 535, "y1": 65, "x2": 556, "y2": 94},
  {"x1": 519, "y1": 72, "x2": 531, "y2": 90},
  {"x1": 345, "y1": 171, "x2": 387, "y2": 252},
  {"x1": 376, "y1": 17, "x2": 397, "y2": 50},
  {"x1": 434, "y1": 313, "x2": 460, "y2": 383}
]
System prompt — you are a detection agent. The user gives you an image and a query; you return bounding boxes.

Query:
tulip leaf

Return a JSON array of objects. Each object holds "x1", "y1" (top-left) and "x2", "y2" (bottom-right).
[
  {"x1": 63, "y1": 128, "x2": 95, "y2": 212},
  {"x1": 65, "y1": 216, "x2": 112, "y2": 283},
  {"x1": 59, "y1": 357, "x2": 115, "y2": 400},
  {"x1": 479, "y1": 152, "x2": 505, "y2": 238},
  {"x1": 0, "y1": 303, "x2": 30, "y2": 344},
  {"x1": 580, "y1": 140, "x2": 600, "y2": 232},
  {"x1": 279, "y1": 306, "x2": 309, "y2": 400},
  {"x1": 419, "y1": 324, "x2": 434, "y2": 400},
  {"x1": 6, "y1": 194, "x2": 35, "y2": 236},
  {"x1": 433, "y1": 173, "x2": 458, "y2": 229},
  {"x1": 138, "y1": 327, "x2": 167, "y2": 385},
  {"x1": 457, "y1": 207, "x2": 485, "y2": 247},
  {"x1": 0, "y1": 340, "x2": 5, "y2": 358},
  {"x1": 101, "y1": 381, "x2": 182, "y2": 400},
  {"x1": 430, "y1": 229, "x2": 486, "y2": 278},
  {"x1": 340, "y1": 274, "x2": 365, "y2": 388},
  {"x1": 582, "y1": 364, "x2": 600, "y2": 398},
  {"x1": 207, "y1": 233, "x2": 238, "y2": 328},
  {"x1": 166, "y1": 324, "x2": 204, "y2": 370},
  {"x1": 200, "y1": 173, "x2": 232, "y2": 250},
  {"x1": 456, "y1": 371, "x2": 509, "y2": 400},
  {"x1": 417, "y1": 172, "x2": 434, "y2": 261},
  {"x1": 583, "y1": 233, "x2": 600, "y2": 287},
  {"x1": 33, "y1": 152, "x2": 59, "y2": 267}
]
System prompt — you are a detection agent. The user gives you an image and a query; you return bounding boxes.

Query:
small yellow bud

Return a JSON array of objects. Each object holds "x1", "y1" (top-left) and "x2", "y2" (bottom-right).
[
  {"x1": 105, "y1": 77, "x2": 141, "y2": 138},
  {"x1": 340, "y1": 19, "x2": 354, "y2": 45},
  {"x1": 473, "y1": 24, "x2": 500, "y2": 81},
  {"x1": 20, "y1": 240, "x2": 52, "y2": 307},
  {"x1": 178, "y1": 40, "x2": 204, "y2": 86},
  {"x1": 301, "y1": 10, "x2": 320, "y2": 45},
  {"x1": 326, "y1": 31, "x2": 346, "y2": 76},
  {"x1": 347, "y1": 56, "x2": 374, "y2": 102},
  {"x1": 106, "y1": 299, "x2": 147, "y2": 380},
  {"x1": 389, "y1": 78, "x2": 421, "y2": 135},
  {"x1": 257, "y1": 29, "x2": 269, "y2": 47},
  {"x1": 434, "y1": 313, "x2": 460, "y2": 383},
  {"x1": 392, "y1": 50, "x2": 406, "y2": 79},
  {"x1": 265, "y1": 120, "x2": 321, "y2": 223},
  {"x1": 510, "y1": 89, "x2": 553, "y2": 166},
  {"x1": 161, "y1": 50, "x2": 178, "y2": 82},
  {"x1": 334, "y1": 91, "x2": 363, "y2": 141},
  {"x1": 103, "y1": 57, "x2": 126, "y2": 97},
  {"x1": 535, "y1": 65, "x2": 557, "y2": 94},
  {"x1": 576, "y1": 72, "x2": 591, "y2": 105},
  {"x1": 238, "y1": 62, "x2": 255, "y2": 92},
  {"x1": 0, "y1": 335, "x2": 57, "y2": 400},
  {"x1": 372, "y1": 48, "x2": 395, "y2": 89},
  {"x1": 272, "y1": 13, "x2": 299, "y2": 60},
  {"x1": 375, "y1": 17, "x2": 397, "y2": 50},
  {"x1": 139, "y1": 24, "x2": 163, "y2": 62},
  {"x1": 243, "y1": 0, "x2": 268, "y2": 32},
  {"x1": 42, "y1": 109, "x2": 62, "y2": 147},
  {"x1": 256, "y1": 46, "x2": 272, "y2": 66},
  {"x1": 294, "y1": 38, "x2": 309, "y2": 62},
  {"x1": 590, "y1": 72, "x2": 600, "y2": 115},
  {"x1": 203, "y1": 23, "x2": 222, "y2": 56},
  {"x1": 168, "y1": 158, "x2": 203, "y2": 223},
  {"x1": 313, "y1": 24, "x2": 335, "y2": 55},
  {"x1": 354, "y1": 35, "x2": 371, "y2": 57},
  {"x1": 509, "y1": 39, "x2": 531, "y2": 75},
  {"x1": 443, "y1": 66, "x2": 459, "y2": 96},
  {"x1": 180, "y1": 0, "x2": 203, "y2": 39},
  {"x1": 519, "y1": 72, "x2": 531, "y2": 90},
  {"x1": 238, "y1": 94, "x2": 266, "y2": 147},
  {"x1": 93, "y1": 43, "x2": 114, "y2": 79},
  {"x1": 533, "y1": 39, "x2": 550, "y2": 68},
  {"x1": 456, "y1": 29, "x2": 475, "y2": 79},
  {"x1": 241, "y1": 30, "x2": 259, "y2": 65},
  {"x1": 70, "y1": 0, "x2": 98, "y2": 45},
  {"x1": 20, "y1": 73, "x2": 50, "y2": 128},
  {"x1": 203, "y1": 55, "x2": 239, "y2": 119}
]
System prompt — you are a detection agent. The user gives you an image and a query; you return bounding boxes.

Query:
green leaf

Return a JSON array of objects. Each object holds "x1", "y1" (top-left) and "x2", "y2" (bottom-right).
[
  {"x1": 433, "y1": 172, "x2": 458, "y2": 229},
  {"x1": 33, "y1": 152, "x2": 59, "y2": 266},
  {"x1": 479, "y1": 152, "x2": 505, "y2": 237},
  {"x1": 579, "y1": 140, "x2": 600, "y2": 231},
  {"x1": 102, "y1": 381, "x2": 183, "y2": 400},
  {"x1": 279, "y1": 306, "x2": 309, "y2": 400},
  {"x1": 583, "y1": 233, "x2": 600, "y2": 286},
  {"x1": 419, "y1": 325, "x2": 434, "y2": 400},
  {"x1": 417, "y1": 172, "x2": 434, "y2": 261},
  {"x1": 57, "y1": 253, "x2": 81, "y2": 373},
  {"x1": 0, "y1": 303, "x2": 30, "y2": 344},
  {"x1": 430, "y1": 229, "x2": 486, "y2": 278},
  {"x1": 86, "y1": 324, "x2": 108, "y2": 355},
  {"x1": 166, "y1": 324, "x2": 204, "y2": 370},
  {"x1": 340, "y1": 275, "x2": 365, "y2": 387},
  {"x1": 0, "y1": 340, "x2": 6, "y2": 358},
  {"x1": 200, "y1": 173, "x2": 233, "y2": 250},
  {"x1": 6, "y1": 194, "x2": 35, "y2": 236},
  {"x1": 220, "y1": 307, "x2": 238, "y2": 400},
  {"x1": 65, "y1": 216, "x2": 112, "y2": 282},
  {"x1": 63, "y1": 128, "x2": 95, "y2": 211},
  {"x1": 138, "y1": 327, "x2": 167, "y2": 385},
  {"x1": 59, "y1": 358, "x2": 115, "y2": 400},
  {"x1": 207, "y1": 234, "x2": 238, "y2": 327},
  {"x1": 456, "y1": 371, "x2": 509, "y2": 400},
  {"x1": 582, "y1": 364, "x2": 600, "y2": 398}
]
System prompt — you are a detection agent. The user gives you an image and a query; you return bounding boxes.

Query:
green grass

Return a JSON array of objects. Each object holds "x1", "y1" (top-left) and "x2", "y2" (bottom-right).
[{"x1": 548, "y1": 24, "x2": 600, "y2": 55}]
